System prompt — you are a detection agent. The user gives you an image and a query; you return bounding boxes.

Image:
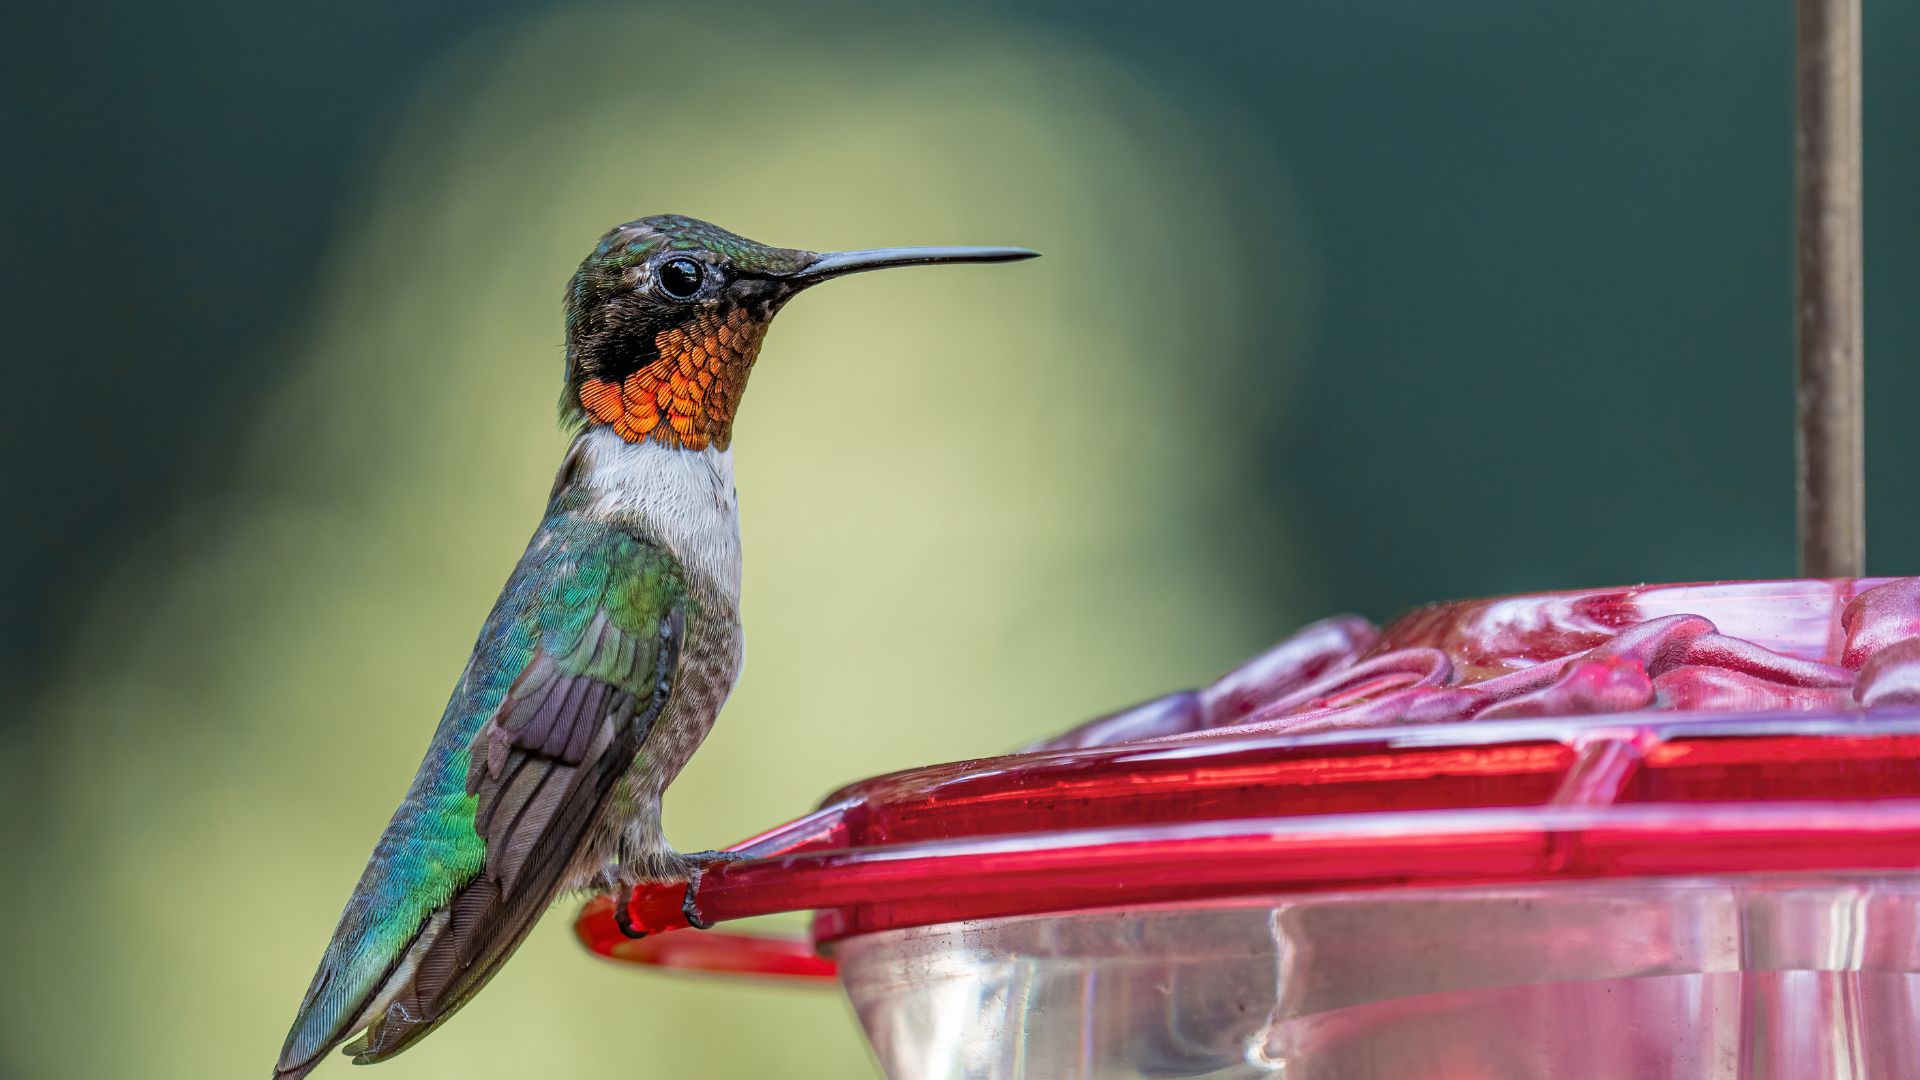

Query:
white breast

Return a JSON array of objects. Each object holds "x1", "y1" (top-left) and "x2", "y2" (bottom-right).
[{"x1": 570, "y1": 427, "x2": 742, "y2": 607}]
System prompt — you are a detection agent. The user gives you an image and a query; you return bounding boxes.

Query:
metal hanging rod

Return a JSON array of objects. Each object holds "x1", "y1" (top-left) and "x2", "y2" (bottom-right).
[{"x1": 1795, "y1": 0, "x2": 1866, "y2": 578}]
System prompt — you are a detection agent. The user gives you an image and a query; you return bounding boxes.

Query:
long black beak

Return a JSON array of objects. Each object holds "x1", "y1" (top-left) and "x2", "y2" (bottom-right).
[{"x1": 787, "y1": 245, "x2": 1039, "y2": 284}]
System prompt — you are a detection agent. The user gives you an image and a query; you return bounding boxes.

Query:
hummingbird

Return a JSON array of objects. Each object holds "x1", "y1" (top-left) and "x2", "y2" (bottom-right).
[{"x1": 273, "y1": 214, "x2": 1036, "y2": 1078}]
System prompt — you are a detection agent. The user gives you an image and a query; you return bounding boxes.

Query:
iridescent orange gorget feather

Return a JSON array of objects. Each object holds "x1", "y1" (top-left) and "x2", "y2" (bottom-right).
[{"x1": 577, "y1": 306, "x2": 769, "y2": 451}]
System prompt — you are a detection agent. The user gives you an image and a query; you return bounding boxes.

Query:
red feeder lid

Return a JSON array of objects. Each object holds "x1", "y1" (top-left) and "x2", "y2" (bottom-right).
[{"x1": 576, "y1": 577, "x2": 1920, "y2": 981}]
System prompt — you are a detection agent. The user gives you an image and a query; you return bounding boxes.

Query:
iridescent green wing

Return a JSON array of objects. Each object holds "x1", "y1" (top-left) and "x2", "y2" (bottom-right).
[
  {"x1": 275, "y1": 519, "x2": 688, "y2": 1079},
  {"x1": 349, "y1": 523, "x2": 689, "y2": 1064}
]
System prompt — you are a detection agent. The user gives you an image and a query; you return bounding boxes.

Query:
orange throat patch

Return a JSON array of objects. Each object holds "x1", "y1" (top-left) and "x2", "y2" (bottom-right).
[{"x1": 578, "y1": 308, "x2": 769, "y2": 451}]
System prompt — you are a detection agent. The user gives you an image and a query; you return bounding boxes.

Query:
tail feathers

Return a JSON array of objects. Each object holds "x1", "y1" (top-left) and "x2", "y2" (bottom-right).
[
  {"x1": 337, "y1": 842, "x2": 568, "y2": 1063},
  {"x1": 273, "y1": 875, "x2": 447, "y2": 1079},
  {"x1": 274, "y1": 866, "x2": 556, "y2": 1074},
  {"x1": 272, "y1": 1056, "x2": 324, "y2": 1080},
  {"x1": 337, "y1": 888, "x2": 493, "y2": 1063}
]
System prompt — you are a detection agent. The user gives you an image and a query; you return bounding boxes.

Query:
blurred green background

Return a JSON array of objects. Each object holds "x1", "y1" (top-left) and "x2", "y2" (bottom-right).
[{"x1": 4, "y1": 1, "x2": 1917, "y2": 1077}]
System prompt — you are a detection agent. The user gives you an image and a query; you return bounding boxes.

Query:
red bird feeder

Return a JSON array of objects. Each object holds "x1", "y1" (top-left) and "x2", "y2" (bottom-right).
[{"x1": 579, "y1": 579, "x2": 1920, "y2": 1077}]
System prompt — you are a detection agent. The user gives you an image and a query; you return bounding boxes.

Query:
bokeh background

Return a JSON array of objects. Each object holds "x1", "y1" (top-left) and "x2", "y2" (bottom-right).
[{"x1": 5, "y1": 2, "x2": 1919, "y2": 1077}]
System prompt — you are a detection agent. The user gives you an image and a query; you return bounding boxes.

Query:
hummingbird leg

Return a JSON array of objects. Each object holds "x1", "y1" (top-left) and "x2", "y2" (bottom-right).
[{"x1": 676, "y1": 850, "x2": 749, "y2": 930}]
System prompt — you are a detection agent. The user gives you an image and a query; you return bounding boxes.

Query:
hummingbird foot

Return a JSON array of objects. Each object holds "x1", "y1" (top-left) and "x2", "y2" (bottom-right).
[
  {"x1": 613, "y1": 897, "x2": 648, "y2": 940},
  {"x1": 593, "y1": 865, "x2": 661, "y2": 939},
  {"x1": 676, "y1": 850, "x2": 749, "y2": 930},
  {"x1": 598, "y1": 850, "x2": 747, "y2": 936}
]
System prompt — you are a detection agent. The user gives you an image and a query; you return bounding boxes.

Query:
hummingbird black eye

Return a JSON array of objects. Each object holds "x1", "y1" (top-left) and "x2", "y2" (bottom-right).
[{"x1": 655, "y1": 256, "x2": 706, "y2": 301}]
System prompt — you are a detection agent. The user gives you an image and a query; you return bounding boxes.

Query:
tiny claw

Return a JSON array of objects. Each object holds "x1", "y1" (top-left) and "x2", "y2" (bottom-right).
[
  {"x1": 678, "y1": 850, "x2": 748, "y2": 931},
  {"x1": 613, "y1": 897, "x2": 647, "y2": 940},
  {"x1": 681, "y1": 868, "x2": 713, "y2": 931}
]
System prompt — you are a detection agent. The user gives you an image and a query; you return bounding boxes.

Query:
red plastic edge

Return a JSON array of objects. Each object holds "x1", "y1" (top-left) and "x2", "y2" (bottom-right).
[
  {"x1": 574, "y1": 908, "x2": 838, "y2": 980},
  {"x1": 579, "y1": 712, "x2": 1920, "y2": 979},
  {"x1": 578, "y1": 577, "x2": 1920, "y2": 981}
]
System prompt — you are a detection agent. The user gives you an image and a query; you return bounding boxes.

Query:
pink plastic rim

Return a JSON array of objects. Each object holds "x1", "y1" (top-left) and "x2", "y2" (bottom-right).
[{"x1": 575, "y1": 578, "x2": 1920, "y2": 980}]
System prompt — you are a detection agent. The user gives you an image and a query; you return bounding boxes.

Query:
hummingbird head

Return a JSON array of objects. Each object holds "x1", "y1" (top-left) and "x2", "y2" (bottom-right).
[{"x1": 562, "y1": 214, "x2": 1036, "y2": 450}]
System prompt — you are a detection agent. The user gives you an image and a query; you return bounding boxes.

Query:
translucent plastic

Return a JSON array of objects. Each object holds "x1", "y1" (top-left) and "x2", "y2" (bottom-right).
[
  {"x1": 840, "y1": 878, "x2": 1920, "y2": 1079},
  {"x1": 574, "y1": 578, "x2": 1920, "y2": 1076}
]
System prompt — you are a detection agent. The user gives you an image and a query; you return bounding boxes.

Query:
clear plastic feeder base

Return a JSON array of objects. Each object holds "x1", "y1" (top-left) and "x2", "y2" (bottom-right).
[{"x1": 839, "y1": 877, "x2": 1920, "y2": 1079}]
